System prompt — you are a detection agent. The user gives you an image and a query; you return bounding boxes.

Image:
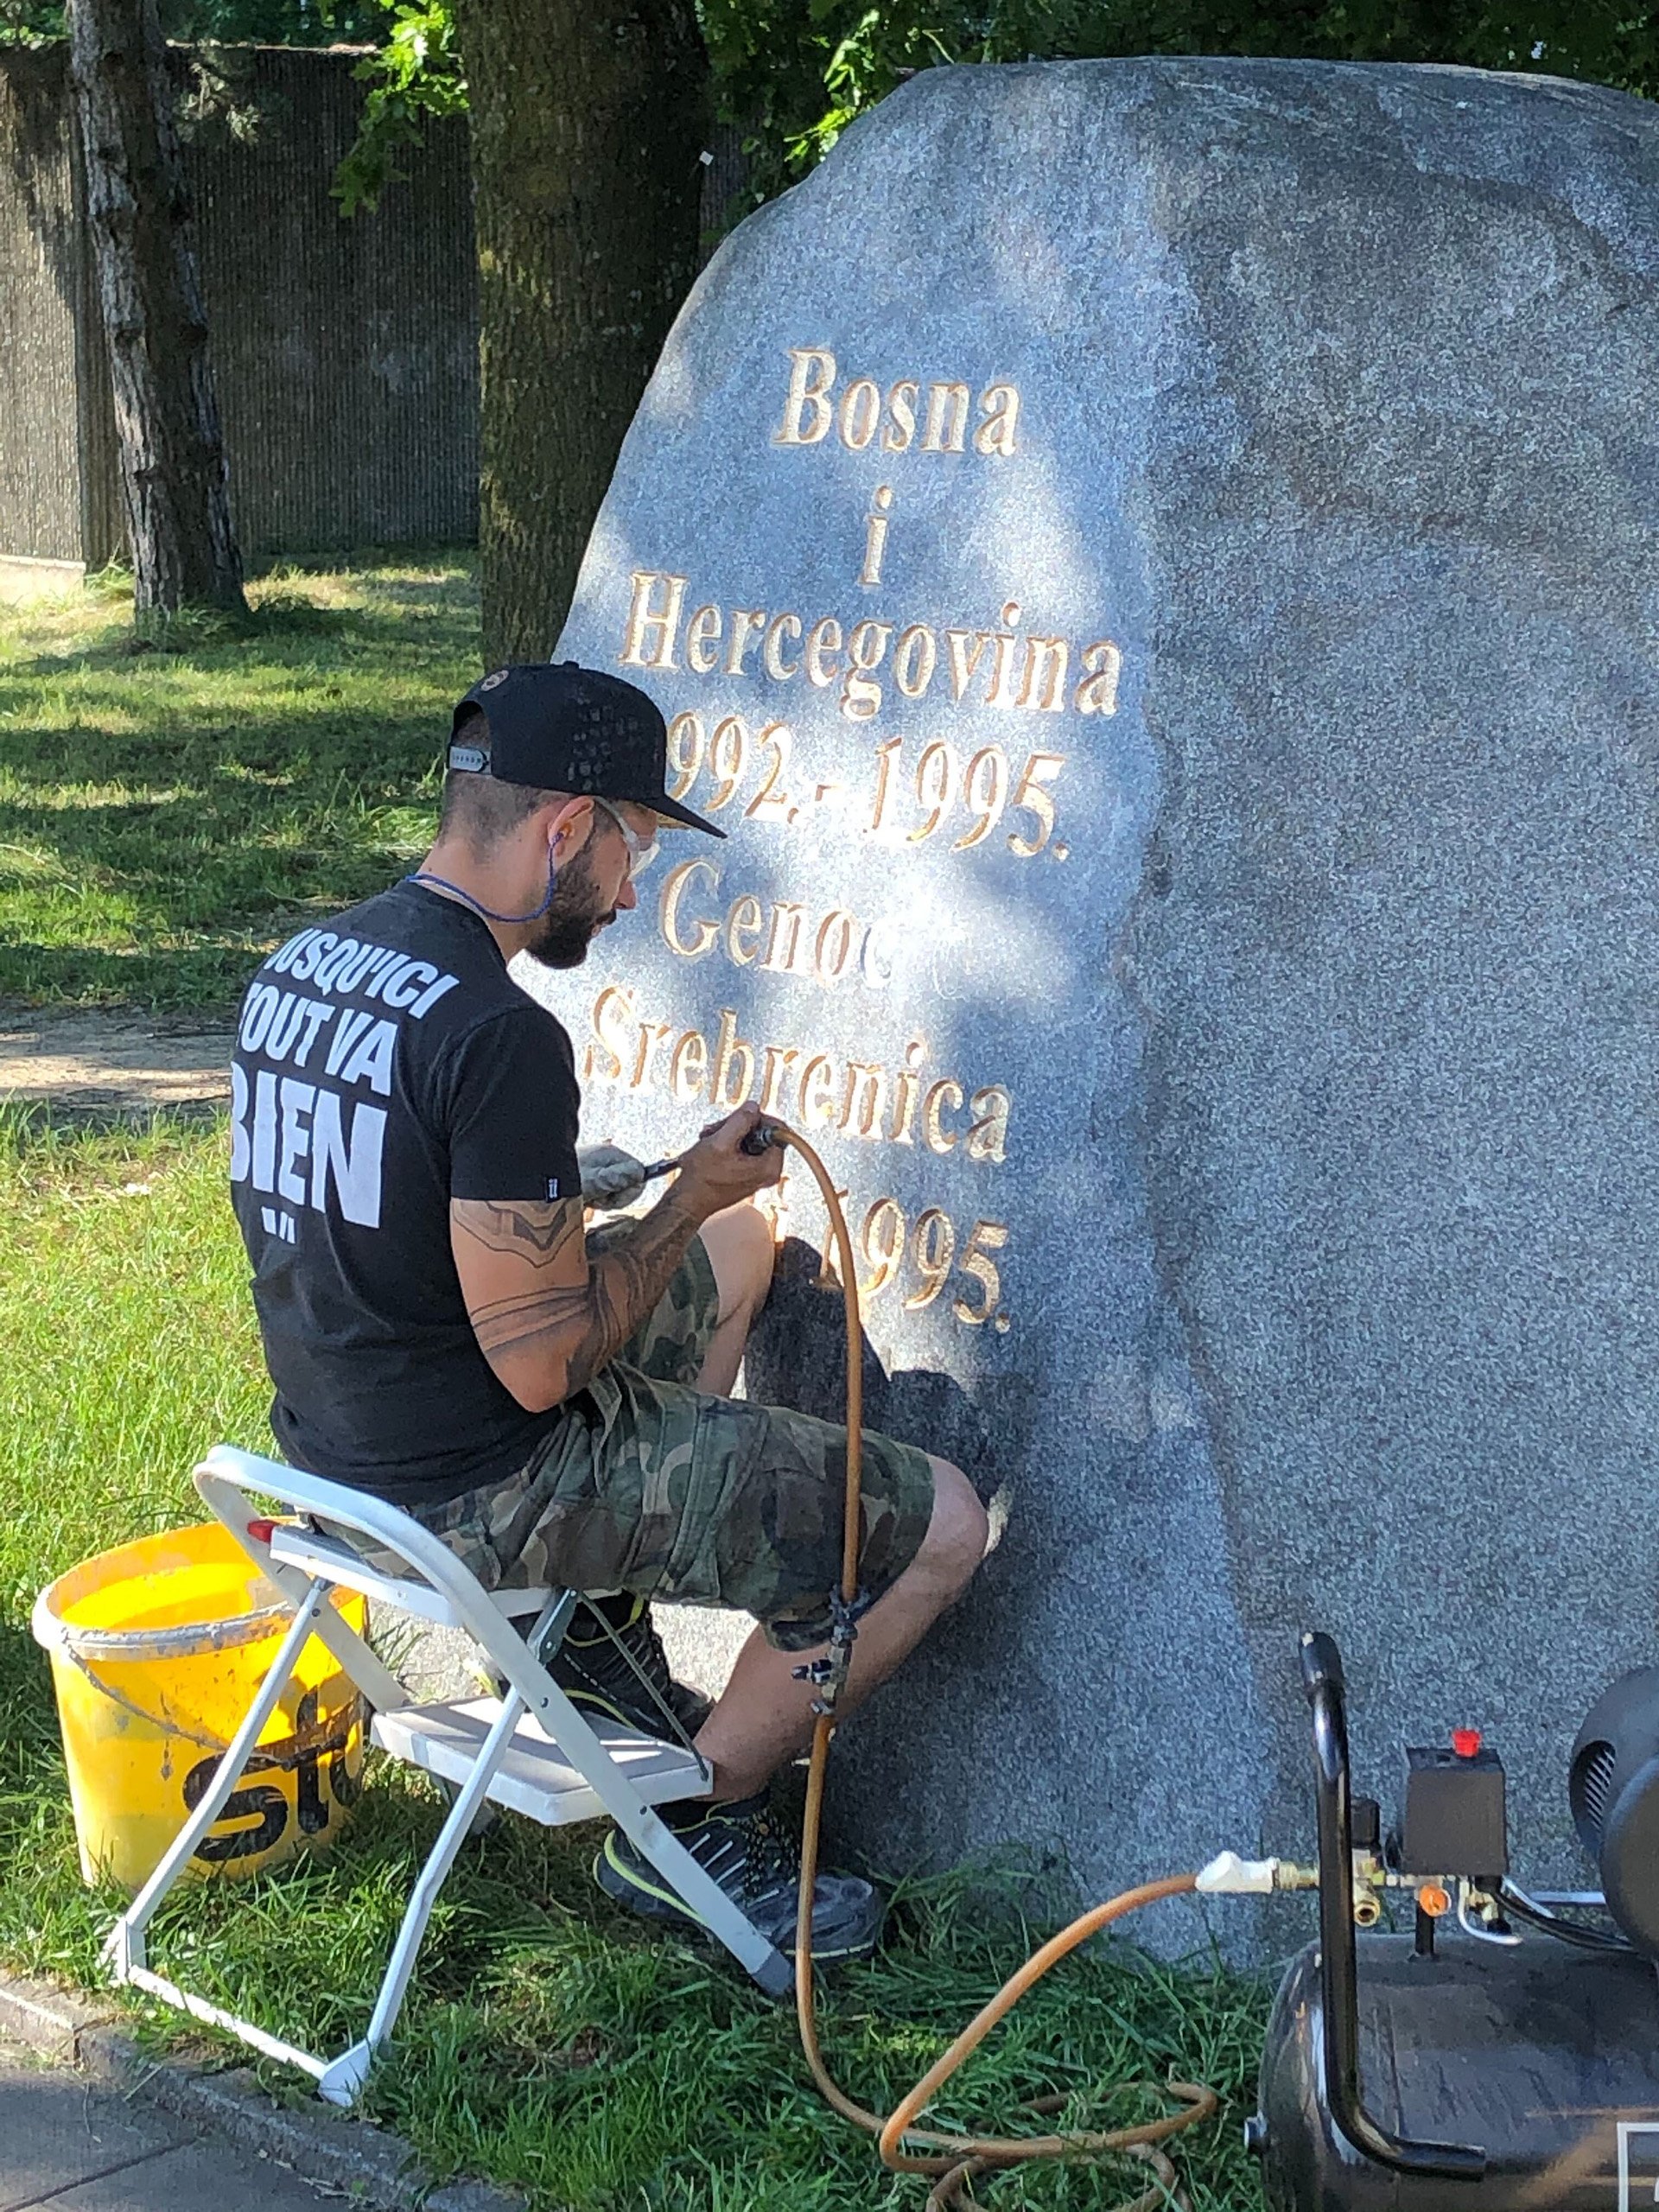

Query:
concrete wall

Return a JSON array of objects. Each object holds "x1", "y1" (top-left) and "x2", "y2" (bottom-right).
[{"x1": 0, "y1": 44, "x2": 478, "y2": 567}]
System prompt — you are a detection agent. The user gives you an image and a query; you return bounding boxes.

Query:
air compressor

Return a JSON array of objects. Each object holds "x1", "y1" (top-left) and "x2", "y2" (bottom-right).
[{"x1": 1250, "y1": 1631, "x2": 1659, "y2": 2211}]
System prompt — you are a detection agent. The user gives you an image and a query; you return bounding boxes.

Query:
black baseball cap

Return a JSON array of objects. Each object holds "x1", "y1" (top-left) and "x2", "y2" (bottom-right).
[{"x1": 449, "y1": 662, "x2": 724, "y2": 838}]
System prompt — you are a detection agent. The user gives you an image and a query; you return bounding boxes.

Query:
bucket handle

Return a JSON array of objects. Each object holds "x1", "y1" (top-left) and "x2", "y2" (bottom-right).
[{"x1": 53, "y1": 1636, "x2": 364, "y2": 1761}]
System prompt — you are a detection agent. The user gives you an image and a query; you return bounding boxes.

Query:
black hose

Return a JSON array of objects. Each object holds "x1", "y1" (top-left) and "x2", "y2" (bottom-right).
[{"x1": 1497, "y1": 1882, "x2": 1634, "y2": 1955}]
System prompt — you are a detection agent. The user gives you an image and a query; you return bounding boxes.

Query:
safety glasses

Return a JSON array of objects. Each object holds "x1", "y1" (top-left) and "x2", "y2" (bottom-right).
[{"x1": 590, "y1": 794, "x2": 660, "y2": 878}]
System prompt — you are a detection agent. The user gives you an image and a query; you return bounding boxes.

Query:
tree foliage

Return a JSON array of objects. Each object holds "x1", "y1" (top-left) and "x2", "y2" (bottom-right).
[
  {"x1": 738, "y1": 3, "x2": 1659, "y2": 195},
  {"x1": 3, "y1": 0, "x2": 383, "y2": 51},
  {"x1": 323, "y1": 0, "x2": 1659, "y2": 219},
  {"x1": 330, "y1": 0, "x2": 462, "y2": 212},
  {"x1": 8, "y1": 0, "x2": 1655, "y2": 212}
]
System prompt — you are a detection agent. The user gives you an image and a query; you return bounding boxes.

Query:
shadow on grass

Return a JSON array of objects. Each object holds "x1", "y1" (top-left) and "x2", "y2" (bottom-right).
[
  {"x1": 3, "y1": 564, "x2": 480, "y2": 686},
  {"x1": 0, "y1": 682, "x2": 455, "y2": 1008},
  {"x1": 0, "y1": 690, "x2": 450, "y2": 793}
]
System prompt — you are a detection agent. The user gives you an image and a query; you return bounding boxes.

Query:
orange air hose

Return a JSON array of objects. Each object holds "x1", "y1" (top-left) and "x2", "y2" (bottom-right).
[{"x1": 765, "y1": 1124, "x2": 1220, "y2": 2206}]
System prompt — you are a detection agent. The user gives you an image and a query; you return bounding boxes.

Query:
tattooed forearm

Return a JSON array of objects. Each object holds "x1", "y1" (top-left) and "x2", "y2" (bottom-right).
[
  {"x1": 451, "y1": 1190, "x2": 705, "y2": 1408},
  {"x1": 451, "y1": 1198, "x2": 588, "y2": 1262},
  {"x1": 567, "y1": 1197, "x2": 706, "y2": 1396}
]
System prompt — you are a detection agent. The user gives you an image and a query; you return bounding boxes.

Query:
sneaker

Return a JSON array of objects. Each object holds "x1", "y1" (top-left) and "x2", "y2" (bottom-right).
[
  {"x1": 550, "y1": 1592, "x2": 713, "y2": 1742},
  {"x1": 594, "y1": 1791, "x2": 885, "y2": 1961}
]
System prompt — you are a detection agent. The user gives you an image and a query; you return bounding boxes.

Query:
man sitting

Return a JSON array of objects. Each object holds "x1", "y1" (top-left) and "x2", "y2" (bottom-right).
[{"x1": 228, "y1": 663, "x2": 988, "y2": 1958}]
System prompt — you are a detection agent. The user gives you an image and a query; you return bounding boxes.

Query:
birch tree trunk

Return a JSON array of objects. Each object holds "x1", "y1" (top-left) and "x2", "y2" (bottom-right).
[
  {"x1": 454, "y1": 0, "x2": 706, "y2": 665},
  {"x1": 67, "y1": 0, "x2": 246, "y2": 614}
]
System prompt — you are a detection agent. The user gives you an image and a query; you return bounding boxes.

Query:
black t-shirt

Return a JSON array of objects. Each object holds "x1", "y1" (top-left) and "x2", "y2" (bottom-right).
[{"x1": 228, "y1": 880, "x2": 582, "y2": 1507}]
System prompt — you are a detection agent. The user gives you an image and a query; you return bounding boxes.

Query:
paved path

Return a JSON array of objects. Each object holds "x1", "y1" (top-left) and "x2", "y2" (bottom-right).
[
  {"x1": 0, "y1": 1011, "x2": 233, "y2": 1120},
  {"x1": 0, "y1": 2049, "x2": 336, "y2": 2210}
]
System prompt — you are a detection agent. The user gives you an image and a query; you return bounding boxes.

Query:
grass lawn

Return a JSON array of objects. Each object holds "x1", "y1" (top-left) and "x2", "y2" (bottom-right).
[
  {"x1": 0, "y1": 557, "x2": 478, "y2": 1013},
  {"x1": 0, "y1": 566, "x2": 1274, "y2": 2209}
]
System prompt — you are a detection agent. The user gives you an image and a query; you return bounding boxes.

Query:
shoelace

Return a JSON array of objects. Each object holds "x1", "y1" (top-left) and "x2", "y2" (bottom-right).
[{"x1": 734, "y1": 1803, "x2": 803, "y2": 1905}]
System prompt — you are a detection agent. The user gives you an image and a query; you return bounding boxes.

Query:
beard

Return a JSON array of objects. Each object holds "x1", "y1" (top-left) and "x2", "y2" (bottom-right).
[{"x1": 523, "y1": 842, "x2": 617, "y2": 969}]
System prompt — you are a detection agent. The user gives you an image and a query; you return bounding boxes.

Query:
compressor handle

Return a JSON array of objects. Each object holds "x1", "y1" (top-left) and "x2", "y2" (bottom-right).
[
  {"x1": 1300, "y1": 1630, "x2": 1487, "y2": 2183},
  {"x1": 1300, "y1": 1629, "x2": 1344, "y2": 1702}
]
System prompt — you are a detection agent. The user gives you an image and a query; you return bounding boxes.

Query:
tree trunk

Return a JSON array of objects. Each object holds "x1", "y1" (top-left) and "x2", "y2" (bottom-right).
[
  {"x1": 67, "y1": 0, "x2": 245, "y2": 614},
  {"x1": 454, "y1": 0, "x2": 707, "y2": 665}
]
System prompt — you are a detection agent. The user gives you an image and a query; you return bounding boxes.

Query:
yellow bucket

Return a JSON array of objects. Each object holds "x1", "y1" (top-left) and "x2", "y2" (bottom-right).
[{"x1": 31, "y1": 1520, "x2": 366, "y2": 1890}]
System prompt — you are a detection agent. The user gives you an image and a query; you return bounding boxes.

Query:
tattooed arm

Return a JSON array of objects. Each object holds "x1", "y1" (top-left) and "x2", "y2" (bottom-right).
[
  {"x1": 450, "y1": 1103, "x2": 781, "y2": 1414},
  {"x1": 451, "y1": 1185, "x2": 703, "y2": 1412}
]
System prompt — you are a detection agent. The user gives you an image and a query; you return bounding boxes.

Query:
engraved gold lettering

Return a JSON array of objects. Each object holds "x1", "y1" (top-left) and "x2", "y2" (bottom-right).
[
  {"x1": 620, "y1": 571, "x2": 687, "y2": 670},
  {"x1": 711, "y1": 1007, "x2": 755, "y2": 1109},
  {"x1": 839, "y1": 377, "x2": 880, "y2": 449},
  {"x1": 860, "y1": 485, "x2": 893, "y2": 588},
  {"x1": 744, "y1": 723, "x2": 793, "y2": 822},
  {"x1": 583, "y1": 983, "x2": 634, "y2": 1082},
  {"x1": 953, "y1": 1219, "x2": 1009, "y2": 1324},
  {"x1": 882, "y1": 380, "x2": 918, "y2": 451},
  {"x1": 965, "y1": 1085, "x2": 1011, "y2": 1164},
  {"x1": 760, "y1": 1043, "x2": 801, "y2": 1113},
  {"x1": 1007, "y1": 753, "x2": 1064, "y2": 858},
  {"x1": 906, "y1": 1207, "x2": 956, "y2": 1308},
  {"x1": 725, "y1": 609, "x2": 767, "y2": 677},
  {"x1": 842, "y1": 620, "x2": 893, "y2": 721},
  {"x1": 921, "y1": 382, "x2": 969, "y2": 454},
  {"x1": 922, "y1": 1077, "x2": 965, "y2": 1154},
  {"x1": 804, "y1": 617, "x2": 842, "y2": 688},
  {"x1": 671, "y1": 1028, "x2": 708, "y2": 1101},
  {"x1": 889, "y1": 1038, "x2": 925, "y2": 1146},
  {"x1": 707, "y1": 716, "x2": 749, "y2": 810},
  {"x1": 686, "y1": 603, "x2": 723, "y2": 674},
  {"x1": 778, "y1": 347, "x2": 836, "y2": 444},
  {"x1": 773, "y1": 360, "x2": 1018, "y2": 463},
  {"x1": 761, "y1": 901, "x2": 805, "y2": 974},
  {"x1": 726, "y1": 893, "x2": 765, "y2": 964},
  {"x1": 763, "y1": 613, "x2": 802, "y2": 680},
  {"x1": 860, "y1": 1196, "x2": 905, "y2": 1295},
  {"x1": 1075, "y1": 639, "x2": 1123, "y2": 716},
  {"x1": 974, "y1": 384, "x2": 1020, "y2": 456},
  {"x1": 893, "y1": 624, "x2": 937, "y2": 699},
  {"x1": 945, "y1": 627, "x2": 993, "y2": 702},
  {"x1": 799, "y1": 1052, "x2": 836, "y2": 1127},
  {"x1": 1018, "y1": 636, "x2": 1069, "y2": 712},
  {"x1": 861, "y1": 922, "x2": 893, "y2": 988},
  {"x1": 868, "y1": 735, "x2": 903, "y2": 834},
  {"x1": 988, "y1": 601, "x2": 1023, "y2": 706},
  {"x1": 841, "y1": 1062, "x2": 887, "y2": 1139},
  {"x1": 631, "y1": 1021, "x2": 672, "y2": 1090},
  {"x1": 953, "y1": 747, "x2": 1009, "y2": 849},
  {"x1": 660, "y1": 858, "x2": 721, "y2": 958},
  {"x1": 815, "y1": 910, "x2": 856, "y2": 985},
  {"x1": 910, "y1": 741, "x2": 957, "y2": 842},
  {"x1": 666, "y1": 710, "x2": 705, "y2": 798}
]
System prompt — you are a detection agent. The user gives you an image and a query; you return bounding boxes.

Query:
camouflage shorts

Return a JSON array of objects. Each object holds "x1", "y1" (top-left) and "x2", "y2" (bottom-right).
[{"x1": 387, "y1": 1228, "x2": 936, "y2": 1652}]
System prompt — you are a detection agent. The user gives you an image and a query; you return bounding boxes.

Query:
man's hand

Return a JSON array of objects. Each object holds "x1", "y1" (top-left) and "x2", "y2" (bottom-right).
[
  {"x1": 675, "y1": 1103, "x2": 784, "y2": 1220},
  {"x1": 579, "y1": 1142, "x2": 648, "y2": 1211},
  {"x1": 451, "y1": 1106, "x2": 779, "y2": 1416}
]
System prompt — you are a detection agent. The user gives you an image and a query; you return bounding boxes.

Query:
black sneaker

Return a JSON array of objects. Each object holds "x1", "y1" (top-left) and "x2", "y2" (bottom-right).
[
  {"x1": 550, "y1": 1592, "x2": 713, "y2": 1742},
  {"x1": 594, "y1": 1791, "x2": 885, "y2": 1961}
]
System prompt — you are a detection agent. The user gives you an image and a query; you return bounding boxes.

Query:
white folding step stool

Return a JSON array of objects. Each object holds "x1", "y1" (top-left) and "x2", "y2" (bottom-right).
[{"x1": 102, "y1": 1445, "x2": 791, "y2": 2106}]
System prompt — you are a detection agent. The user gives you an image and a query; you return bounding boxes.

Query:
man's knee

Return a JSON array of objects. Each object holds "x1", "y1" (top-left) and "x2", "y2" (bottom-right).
[
  {"x1": 918, "y1": 1456, "x2": 988, "y2": 1594},
  {"x1": 701, "y1": 1200, "x2": 776, "y2": 1325}
]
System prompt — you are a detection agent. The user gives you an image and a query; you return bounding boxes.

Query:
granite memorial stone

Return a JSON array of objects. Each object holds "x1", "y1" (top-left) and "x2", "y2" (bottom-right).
[{"x1": 524, "y1": 55, "x2": 1659, "y2": 1934}]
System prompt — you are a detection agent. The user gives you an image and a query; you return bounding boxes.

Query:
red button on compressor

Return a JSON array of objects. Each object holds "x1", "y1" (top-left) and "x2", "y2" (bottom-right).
[{"x1": 1452, "y1": 1726, "x2": 1483, "y2": 1759}]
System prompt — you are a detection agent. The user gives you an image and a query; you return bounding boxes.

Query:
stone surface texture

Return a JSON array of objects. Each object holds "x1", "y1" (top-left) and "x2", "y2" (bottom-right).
[{"x1": 536, "y1": 57, "x2": 1659, "y2": 1935}]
